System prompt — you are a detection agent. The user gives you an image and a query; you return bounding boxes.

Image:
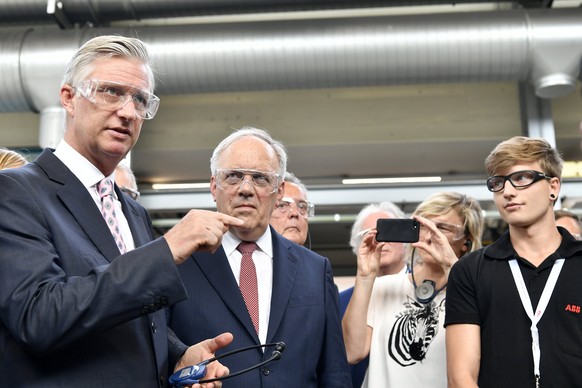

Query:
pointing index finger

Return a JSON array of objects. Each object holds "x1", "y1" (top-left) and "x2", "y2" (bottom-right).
[{"x1": 217, "y1": 212, "x2": 245, "y2": 226}]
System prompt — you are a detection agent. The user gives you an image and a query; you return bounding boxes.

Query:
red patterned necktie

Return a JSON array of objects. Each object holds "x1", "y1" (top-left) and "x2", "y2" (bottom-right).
[
  {"x1": 237, "y1": 242, "x2": 259, "y2": 334},
  {"x1": 97, "y1": 178, "x2": 127, "y2": 254}
]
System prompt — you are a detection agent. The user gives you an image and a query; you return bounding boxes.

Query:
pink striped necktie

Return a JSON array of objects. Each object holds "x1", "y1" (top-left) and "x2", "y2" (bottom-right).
[
  {"x1": 97, "y1": 178, "x2": 127, "y2": 254},
  {"x1": 237, "y1": 241, "x2": 259, "y2": 334}
]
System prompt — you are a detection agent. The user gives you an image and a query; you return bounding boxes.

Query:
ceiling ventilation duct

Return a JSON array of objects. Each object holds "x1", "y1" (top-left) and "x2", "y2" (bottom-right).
[
  {"x1": 0, "y1": 7, "x2": 580, "y2": 116},
  {"x1": 0, "y1": 0, "x2": 542, "y2": 26}
]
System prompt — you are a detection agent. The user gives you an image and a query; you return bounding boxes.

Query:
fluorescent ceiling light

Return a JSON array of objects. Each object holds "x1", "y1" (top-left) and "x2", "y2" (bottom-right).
[
  {"x1": 152, "y1": 183, "x2": 210, "y2": 190},
  {"x1": 342, "y1": 176, "x2": 442, "y2": 185},
  {"x1": 562, "y1": 161, "x2": 582, "y2": 178}
]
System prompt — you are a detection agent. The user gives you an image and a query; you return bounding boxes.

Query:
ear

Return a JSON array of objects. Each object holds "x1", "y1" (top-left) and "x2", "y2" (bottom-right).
[
  {"x1": 549, "y1": 176, "x2": 561, "y2": 201},
  {"x1": 276, "y1": 180, "x2": 285, "y2": 200},
  {"x1": 210, "y1": 176, "x2": 218, "y2": 202},
  {"x1": 60, "y1": 85, "x2": 76, "y2": 117}
]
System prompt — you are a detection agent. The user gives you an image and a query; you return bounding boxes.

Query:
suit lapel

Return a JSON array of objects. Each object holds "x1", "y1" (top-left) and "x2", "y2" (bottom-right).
[
  {"x1": 194, "y1": 248, "x2": 261, "y2": 342},
  {"x1": 267, "y1": 232, "x2": 298, "y2": 342},
  {"x1": 36, "y1": 149, "x2": 122, "y2": 262},
  {"x1": 117, "y1": 188, "x2": 149, "y2": 248}
]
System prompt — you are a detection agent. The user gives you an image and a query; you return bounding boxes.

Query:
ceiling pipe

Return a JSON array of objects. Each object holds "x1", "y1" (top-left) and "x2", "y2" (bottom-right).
[
  {"x1": 0, "y1": 0, "x2": 539, "y2": 27},
  {"x1": 0, "y1": 8, "x2": 580, "y2": 117}
]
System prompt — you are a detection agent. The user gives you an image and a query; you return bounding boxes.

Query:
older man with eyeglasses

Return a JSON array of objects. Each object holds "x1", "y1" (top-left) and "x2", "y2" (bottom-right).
[
  {"x1": 169, "y1": 126, "x2": 351, "y2": 387},
  {"x1": 269, "y1": 172, "x2": 314, "y2": 247}
]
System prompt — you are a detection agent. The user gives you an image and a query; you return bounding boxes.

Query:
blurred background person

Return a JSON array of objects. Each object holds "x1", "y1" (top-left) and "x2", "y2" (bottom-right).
[
  {"x1": 339, "y1": 201, "x2": 407, "y2": 388},
  {"x1": 342, "y1": 192, "x2": 484, "y2": 388},
  {"x1": 555, "y1": 208, "x2": 582, "y2": 240},
  {"x1": 115, "y1": 162, "x2": 140, "y2": 200},
  {"x1": 0, "y1": 147, "x2": 27, "y2": 170},
  {"x1": 270, "y1": 172, "x2": 314, "y2": 246}
]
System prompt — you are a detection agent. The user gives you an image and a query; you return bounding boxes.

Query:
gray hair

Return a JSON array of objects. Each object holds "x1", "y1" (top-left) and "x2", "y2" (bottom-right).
[
  {"x1": 350, "y1": 201, "x2": 405, "y2": 254},
  {"x1": 210, "y1": 126, "x2": 287, "y2": 177},
  {"x1": 284, "y1": 172, "x2": 309, "y2": 200},
  {"x1": 61, "y1": 35, "x2": 155, "y2": 92},
  {"x1": 115, "y1": 163, "x2": 138, "y2": 191}
]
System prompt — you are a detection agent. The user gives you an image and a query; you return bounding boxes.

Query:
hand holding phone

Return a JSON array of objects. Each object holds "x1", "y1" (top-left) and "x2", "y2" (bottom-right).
[{"x1": 375, "y1": 218, "x2": 420, "y2": 243}]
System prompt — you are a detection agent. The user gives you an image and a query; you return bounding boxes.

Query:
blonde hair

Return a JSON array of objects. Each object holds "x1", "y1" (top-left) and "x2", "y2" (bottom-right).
[
  {"x1": 413, "y1": 191, "x2": 484, "y2": 253},
  {"x1": 0, "y1": 148, "x2": 27, "y2": 170},
  {"x1": 485, "y1": 136, "x2": 563, "y2": 180}
]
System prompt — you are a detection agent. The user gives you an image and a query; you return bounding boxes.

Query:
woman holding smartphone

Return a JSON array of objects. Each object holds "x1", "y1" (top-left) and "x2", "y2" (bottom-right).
[{"x1": 341, "y1": 191, "x2": 484, "y2": 388}]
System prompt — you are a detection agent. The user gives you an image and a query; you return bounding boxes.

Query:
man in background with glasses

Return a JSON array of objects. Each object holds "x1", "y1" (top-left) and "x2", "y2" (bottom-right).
[
  {"x1": 554, "y1": 208, "x2": 582, "y2": 240},
  {"x1": 115, "y1": 162, "x2": 140, "y2": 200},
  {"x1": 0, "y1": 35, "x2": 241, "y2": 387},
  {"x1": 270, "y1": 172, "x2": 314, "y2": 247},
  {"x1": 169, "y1": 126, "x2": 351, "y2": 387},
  {"x1": 446, "y1": 136, "x2": 582, "y2": 388}
]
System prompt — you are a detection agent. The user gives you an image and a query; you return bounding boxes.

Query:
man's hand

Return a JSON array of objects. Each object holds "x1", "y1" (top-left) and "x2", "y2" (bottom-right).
[
  {"x1": 174, "y1": 332, "x2": 234, "y2": 388},
  {"x1": 164, "y1": 210, "x2": 244, "y2": 264}
]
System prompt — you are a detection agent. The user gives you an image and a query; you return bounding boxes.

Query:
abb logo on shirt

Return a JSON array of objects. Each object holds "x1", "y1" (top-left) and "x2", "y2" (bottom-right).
[{"x1": 565, "y1": 304, "x2": 581, "y2": 314}]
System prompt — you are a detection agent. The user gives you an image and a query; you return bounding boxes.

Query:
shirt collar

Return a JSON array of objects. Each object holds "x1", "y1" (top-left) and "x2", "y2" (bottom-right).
[
  {"x1": 54, "y1": 140, "x2": 117, "y2": 195},
  {"x1": 484, "y1": 227, "x2": 582, "y2": 261},
  {"x1": 223, "y1": 227, "x2": 274, "y2": 258}
]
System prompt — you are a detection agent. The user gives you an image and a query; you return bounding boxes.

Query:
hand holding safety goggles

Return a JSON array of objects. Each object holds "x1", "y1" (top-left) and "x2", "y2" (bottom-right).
[
  {"x1": 76, "y1": 79, "x2": 160, "y2": 120},
  {"x1": 169, "y1": 342, "x2": 285, "y2": 387}
]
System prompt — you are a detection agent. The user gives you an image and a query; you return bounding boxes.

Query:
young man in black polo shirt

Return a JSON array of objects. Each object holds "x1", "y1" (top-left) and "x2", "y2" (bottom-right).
[{"x1": 445, "y1": 136, "x2": 582, "y2": 388}]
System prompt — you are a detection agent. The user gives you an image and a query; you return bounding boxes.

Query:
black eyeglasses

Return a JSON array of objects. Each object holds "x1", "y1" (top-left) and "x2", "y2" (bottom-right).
[
  {"x1": 486, "y1": 170, "x2": 553, "y2": 192},
  {"x1": 120, "y1": 186, "x2": 140, "y2": 200}
]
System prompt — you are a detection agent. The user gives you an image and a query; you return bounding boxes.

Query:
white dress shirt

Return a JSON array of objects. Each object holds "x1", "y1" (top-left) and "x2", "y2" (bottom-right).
[{"x1": 54, "y1": 140, "x2": 135, "y2": 252}]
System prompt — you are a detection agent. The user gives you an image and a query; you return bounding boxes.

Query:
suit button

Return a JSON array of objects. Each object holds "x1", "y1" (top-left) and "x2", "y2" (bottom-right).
[
  {"x1": 261, "y1": 367, "x2": 270, "y2": 376},
  {"x1": 151, "y1": 320, "x2": 157, "y2": 333}
]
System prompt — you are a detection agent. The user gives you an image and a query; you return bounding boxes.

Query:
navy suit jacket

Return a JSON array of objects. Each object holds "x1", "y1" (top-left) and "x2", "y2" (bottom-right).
[
  {"x1": 169, "y1": 230, "x2": 352, "y2": 387},
  {"x1": 339, "y1": 286, "x2": 369, "y2": 388},
  {"x1": 0, "y1": 149, "x2": 188, "y2": 387}
]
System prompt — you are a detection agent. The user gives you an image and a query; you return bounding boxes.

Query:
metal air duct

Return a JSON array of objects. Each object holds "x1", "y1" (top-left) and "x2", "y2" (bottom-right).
[
  {"x1": 0, "y1": 0, "x2": 539, "y2": 26},
  {"x1": 0, "y1": 7, "x2": 580, "y2": 117}
]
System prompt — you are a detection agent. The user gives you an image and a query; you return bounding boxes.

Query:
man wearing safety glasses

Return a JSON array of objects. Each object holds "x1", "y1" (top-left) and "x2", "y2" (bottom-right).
[
  {"x1": 169, "y1": 126, "x2": 351, "y2": 387},
  {"x1": 269, "y1": 172, "x2": 314, "y2": 247},
  {"x1": 446, "y1": 136, "x2": 582, "y2": 388},
  {"x1": 0, "y1": 35, "x2": 241, "y2": 387}
]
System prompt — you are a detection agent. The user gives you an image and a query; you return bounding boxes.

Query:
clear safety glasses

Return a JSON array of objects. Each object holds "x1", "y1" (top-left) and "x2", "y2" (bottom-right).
[
  {"x1": 274, "y1": 197, "x2": 315, "y2": 218},
  {"x1": 76, "y1": 79, "x2": 160, "y2": 120},
  {"x1": 215, "y1": 168, "x2": 280, "y2": 194}
]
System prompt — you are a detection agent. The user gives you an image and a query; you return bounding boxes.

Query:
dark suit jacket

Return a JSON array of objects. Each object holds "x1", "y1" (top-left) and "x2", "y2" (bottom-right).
[
  {"x1": 0, "y1": 149, "x2": 188, "y2": 387},
  {"x1": 169, "y1": 230, "x2": 352, "y2": 387},
  {"x1": 339, "y1": 286, "x2": 369, "y2": 388}
]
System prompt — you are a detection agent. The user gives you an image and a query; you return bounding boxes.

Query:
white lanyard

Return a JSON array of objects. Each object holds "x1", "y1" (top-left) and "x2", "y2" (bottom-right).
[{"x1": 508, "y1": 258, "x2": 564, "y2": 388}]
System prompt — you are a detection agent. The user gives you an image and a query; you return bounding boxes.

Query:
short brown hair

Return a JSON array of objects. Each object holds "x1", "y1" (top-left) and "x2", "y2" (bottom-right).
[{"x1": 485, "y1": 136, "x2": 563, "y2": 180}]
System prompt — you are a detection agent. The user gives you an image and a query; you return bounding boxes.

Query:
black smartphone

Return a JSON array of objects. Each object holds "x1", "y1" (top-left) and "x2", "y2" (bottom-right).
[{"x1": 375, "y1": 218, "x2": 420, "y2": 243}]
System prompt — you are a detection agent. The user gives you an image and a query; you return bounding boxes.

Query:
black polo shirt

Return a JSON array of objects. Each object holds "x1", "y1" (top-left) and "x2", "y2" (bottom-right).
[{"x1": 445, "y1": 227, "x2": 582, "y2": 388}]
